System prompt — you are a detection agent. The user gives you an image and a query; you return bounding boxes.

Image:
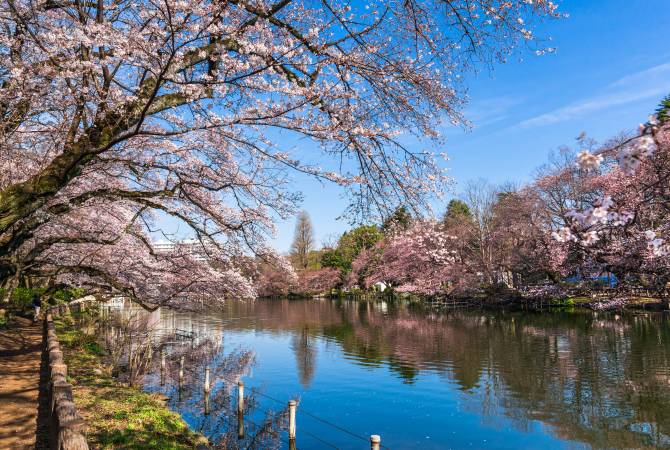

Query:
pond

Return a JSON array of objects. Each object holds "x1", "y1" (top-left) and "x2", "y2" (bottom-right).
[{"x1": 135, "y1": 299, "x2": 670, "y2": 449}]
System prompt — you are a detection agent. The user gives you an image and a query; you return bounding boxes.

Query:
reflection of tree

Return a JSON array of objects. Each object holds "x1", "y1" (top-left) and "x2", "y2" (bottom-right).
[
  {"x1": 145, "y1": 340, "x2": 290, "y2": 450},
  {"x1": 102, "y1": 307, "x2": 291, "y2": 450},
  {"x1": 215, "y1": 299, "x2": 670, "y2": 448},
  {"x1": 291, "y1": 326, "x2": 317, "y2": 388}
]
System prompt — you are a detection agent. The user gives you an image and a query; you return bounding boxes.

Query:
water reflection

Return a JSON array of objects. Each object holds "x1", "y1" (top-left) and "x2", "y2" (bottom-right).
[
  {"x1": 291, "y1": 327, "x2": 317, "y2": 388},
  {"x1": 129, "y1": 300, "x2": 670, "y2": 449}
]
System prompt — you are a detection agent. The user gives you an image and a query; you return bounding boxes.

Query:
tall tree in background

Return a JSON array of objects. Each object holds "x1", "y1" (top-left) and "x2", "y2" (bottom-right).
[
  {"x1": 463, "y1": 180, "x2": 498, "y2": 283},
  {"x1": 382, "y1": 206, "x2": 413, "y2": 232},
  {"x1": 443, "y1": 200, "x2": 473, "y2": 226},
  {"x1": 291, "y1": 211, "x2": 315, "y2": 270}
]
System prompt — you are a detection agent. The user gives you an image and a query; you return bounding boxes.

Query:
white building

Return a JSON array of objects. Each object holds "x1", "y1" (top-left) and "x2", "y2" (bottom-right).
[
  {"x1": 153, "y1": 238, "x2": 209, "y2": 262},
  {"x1": 153, "y1": 239, "x2": 176, "y2": 254}
]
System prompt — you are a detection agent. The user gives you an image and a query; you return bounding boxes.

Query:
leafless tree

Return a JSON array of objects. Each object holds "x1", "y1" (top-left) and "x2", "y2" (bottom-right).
[
  {"x1": 290, "y1": 211, "x2": 315, "y2": 270},
  {"x1": 462, "y1": 179, "x2": 499, "y2": 283}
]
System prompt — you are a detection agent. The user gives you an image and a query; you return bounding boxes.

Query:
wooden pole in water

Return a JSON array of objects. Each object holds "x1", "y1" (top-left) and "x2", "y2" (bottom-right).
[
  {"x1": 179, "y1": 356, "x2": 185, "y2": 389},
  {"x1": 237, "y1": 409, "x2": 245, "y2": 440},
  {"x1": 160, "y1": 350, "x2": 166, "y2": 386},
  {"x1": 288, "y1": 400, "x2": 297, "y2": 441},
  {"x1": 204, "y1": 366, "x2": 210, "y2": 393},
  {"x1": 237, "y1": 381, "x2": 244, "y2": 412},
  {"x1": 237, "y1": 380, "x2": 245, "y2": 439},
  {"x1": 370, "y1": 435, "x2": 381, "y2": 450}
]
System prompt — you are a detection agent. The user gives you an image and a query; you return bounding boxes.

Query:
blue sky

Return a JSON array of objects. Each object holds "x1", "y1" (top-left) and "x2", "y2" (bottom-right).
[
  {"x1": 153, "y1": 1, "x2": 670, "y2": 253},
  {"x1": 269, "y1": 0, "x2": 670, "y2": 252}
]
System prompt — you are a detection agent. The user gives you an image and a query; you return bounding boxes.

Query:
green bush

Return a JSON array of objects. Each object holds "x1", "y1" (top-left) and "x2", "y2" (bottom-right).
[
  {"x1": 53, "y1": 287, "x2": 86, "y2": 303},
  {"x1": 551, "y1": 297, "x2": 578, "y2": 307},
  {"x1": 9, "y1": 287, "x2": 46, "y2": 311}
]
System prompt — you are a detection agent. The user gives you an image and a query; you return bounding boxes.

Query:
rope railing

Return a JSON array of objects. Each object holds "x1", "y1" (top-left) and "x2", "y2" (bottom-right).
[
  {"x1": 244, "y1": 382, "x2": 380, "y2": 447},
  {"x1": 192, "y1": 370, "x2": 389, "y2": 449}
]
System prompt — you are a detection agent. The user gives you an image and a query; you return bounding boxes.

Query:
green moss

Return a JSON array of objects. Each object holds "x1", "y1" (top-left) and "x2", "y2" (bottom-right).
[
  {"x1": 551, "y1": 296, "x2": 592, "y2": 307},
  {"x1": 629, "y1": 297, "x2": 661, "y2": 305},
  {"x1": 55, "y1": 318, "x2": 208, "y2": 450}
]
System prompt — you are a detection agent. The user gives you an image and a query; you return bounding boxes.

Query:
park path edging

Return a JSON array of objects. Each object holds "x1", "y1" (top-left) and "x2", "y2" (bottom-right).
[{"x1": 44, "y1": 305, "x2": 89, "y2": 450}]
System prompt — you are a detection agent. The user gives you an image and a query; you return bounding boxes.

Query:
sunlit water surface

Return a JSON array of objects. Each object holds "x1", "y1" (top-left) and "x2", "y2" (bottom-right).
[{"x1": 135, "y1": 299, "x2": 670, "y2": 449}]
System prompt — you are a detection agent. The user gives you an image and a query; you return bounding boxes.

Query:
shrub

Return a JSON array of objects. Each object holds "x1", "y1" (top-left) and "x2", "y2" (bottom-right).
[
  {"x1": 53, "y1": 287, "x2": 87, "y2": 303},
  {"x1": 8, "y1": 287, "x2": 46, "y2": 312}
]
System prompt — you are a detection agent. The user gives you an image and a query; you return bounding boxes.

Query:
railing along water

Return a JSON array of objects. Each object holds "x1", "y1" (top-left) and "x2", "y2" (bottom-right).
[{"x1": 44, "y1": 303, "x2": 90, "y2": 450}]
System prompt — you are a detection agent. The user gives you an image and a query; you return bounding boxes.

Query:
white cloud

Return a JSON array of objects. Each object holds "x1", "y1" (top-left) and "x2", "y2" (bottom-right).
[
  {"x1": 467, "y1": 95, "x2": 526, "y2": 128},
  {"x1": 517, "y1": 63, "x2": 670, "y2": 129},
  {"x1": 608, "y1": 62, "x2": 670, "y2": 88}
]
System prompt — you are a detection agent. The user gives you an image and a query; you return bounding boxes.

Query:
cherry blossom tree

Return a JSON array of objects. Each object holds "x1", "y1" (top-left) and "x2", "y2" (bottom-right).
[
  {"x1": 296, "y1": 267, "x2": 340, "y2": 294},
  {"x1": 0, "y1": 0, "x2": 562, "y2": 304},
  {"x1": 489, "y1": 188, "x2": 558, "y2": 284},
  {"x1": 255, "y1": 256, "x2": 298, "y2": 297},
  {"x1": 552, "y1": 110, "x2": 670, "y2": 290},
  {"x1": 355, "y1": 220, "x2": 466, "y2": 295}
]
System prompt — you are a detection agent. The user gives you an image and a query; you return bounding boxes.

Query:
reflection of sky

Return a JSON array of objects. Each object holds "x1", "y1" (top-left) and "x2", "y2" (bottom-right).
[
  {"x1": 134, "y1": 300, "x2": 670, "y2": 450},
  {"x1": 228, "y1": 331, "x2": 577, "y2": 450},
  {"x1": 152, "y1": 324, "x2": 583, "y2": 449}
]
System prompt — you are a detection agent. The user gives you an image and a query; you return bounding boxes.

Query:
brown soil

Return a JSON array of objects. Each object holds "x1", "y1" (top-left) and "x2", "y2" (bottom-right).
[{"x1": 0, "y1": 316, "x2": 43, "y2": 449}]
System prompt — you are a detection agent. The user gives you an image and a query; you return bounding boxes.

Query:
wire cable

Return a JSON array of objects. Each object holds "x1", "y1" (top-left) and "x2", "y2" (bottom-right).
[{"x1": 217, "y1": 375, "x2": 390, "y2": 449}]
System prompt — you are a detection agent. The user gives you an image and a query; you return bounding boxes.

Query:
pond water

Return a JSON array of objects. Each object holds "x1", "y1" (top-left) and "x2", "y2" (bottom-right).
[{"x1": 136, "y1": 299, "x2": 670, "y2": 449}]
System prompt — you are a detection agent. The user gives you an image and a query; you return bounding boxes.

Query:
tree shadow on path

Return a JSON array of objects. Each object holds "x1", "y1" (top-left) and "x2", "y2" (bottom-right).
[{"x1": 0, "y1": 317, "x2": 46, "y2": 450}]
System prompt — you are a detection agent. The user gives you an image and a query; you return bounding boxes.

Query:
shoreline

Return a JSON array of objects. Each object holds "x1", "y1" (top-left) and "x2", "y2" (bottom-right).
[
  {"x1": 53, "y1": 311, "x2": 210, "y2": 450},
  {"x1": 261, "y1": 291, "x2": 670, "y2": 313}
]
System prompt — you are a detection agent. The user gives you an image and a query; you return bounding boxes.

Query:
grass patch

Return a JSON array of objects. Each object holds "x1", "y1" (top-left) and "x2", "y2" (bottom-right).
[
  {"x1": 550, "y1": 296, "x2": 593, "y2": 307},
  {"x1": 629, "y1": 296, "x2": 661, "y2": 305},
  {"x1": 54, "y1": 316, "x2": 208, "y2": 450}
]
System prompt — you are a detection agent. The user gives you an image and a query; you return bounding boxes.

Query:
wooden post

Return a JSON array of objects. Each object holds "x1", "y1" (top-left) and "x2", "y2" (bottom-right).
[
  {"x1": 370, "y1": 435, "x2": 381, "y2": 450},
  {"x1": 237, "y1": 380, "x2": 245, "y2": 439},
  {"x1": 204, "y1": 367, "x2": 210, "y2": 393},
  {"x1": 237, "y1": 381, "x2": 244, "y2": 413},
  {"x1": 179, "y1": 356, "x2": 184, "y2": 389},
  {"x1": 237, "y1": 409, "x2": 245, "y2": 440},
  {"x1": 288, "y1": 400, "x2": 297, "y2": 441},
  {"x1": 160, "y1": 350, "x2": 166, "y2": 386}
]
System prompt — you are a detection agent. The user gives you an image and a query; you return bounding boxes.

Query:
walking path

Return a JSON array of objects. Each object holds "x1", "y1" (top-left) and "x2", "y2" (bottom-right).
[{"x1": 0, "y1": 316, "x2": 44, "y2": 449}]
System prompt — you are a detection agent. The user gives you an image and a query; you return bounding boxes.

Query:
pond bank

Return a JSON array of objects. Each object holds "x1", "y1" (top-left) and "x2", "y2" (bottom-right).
[
  {"x1": 54, "y1": 313, "x2": 209, "y2": 450},
  {"x1": 286, "y1": 288, "x2": 670, "y2": 312}
]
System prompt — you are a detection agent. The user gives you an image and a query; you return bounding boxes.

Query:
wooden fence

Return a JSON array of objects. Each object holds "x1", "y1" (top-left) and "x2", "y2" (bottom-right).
[{"x1": 44, "y1": 306, "x2": 89, "y2": 450}]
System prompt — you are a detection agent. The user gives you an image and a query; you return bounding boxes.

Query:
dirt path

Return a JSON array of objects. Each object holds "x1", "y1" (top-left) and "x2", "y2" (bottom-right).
[{"x1": 0, "y1": 316, "x2": 43, "y2": 449}]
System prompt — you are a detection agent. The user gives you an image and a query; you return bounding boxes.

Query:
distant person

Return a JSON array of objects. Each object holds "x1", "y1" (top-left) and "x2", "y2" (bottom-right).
[{"x1": 33, "y1": 295, "x2": 41, "y2": 322}]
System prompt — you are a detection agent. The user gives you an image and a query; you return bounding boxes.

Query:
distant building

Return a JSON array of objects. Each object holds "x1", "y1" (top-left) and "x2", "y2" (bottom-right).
[
  {"x1": 153, "y1": 238, "x2": 209, "y2": 262},
  {"x1": 372, "y1": 281, "x2": 388, "y2": 292},
  {"x1": 153, "y1": 240, "x2": 176, "y2": 254}
]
